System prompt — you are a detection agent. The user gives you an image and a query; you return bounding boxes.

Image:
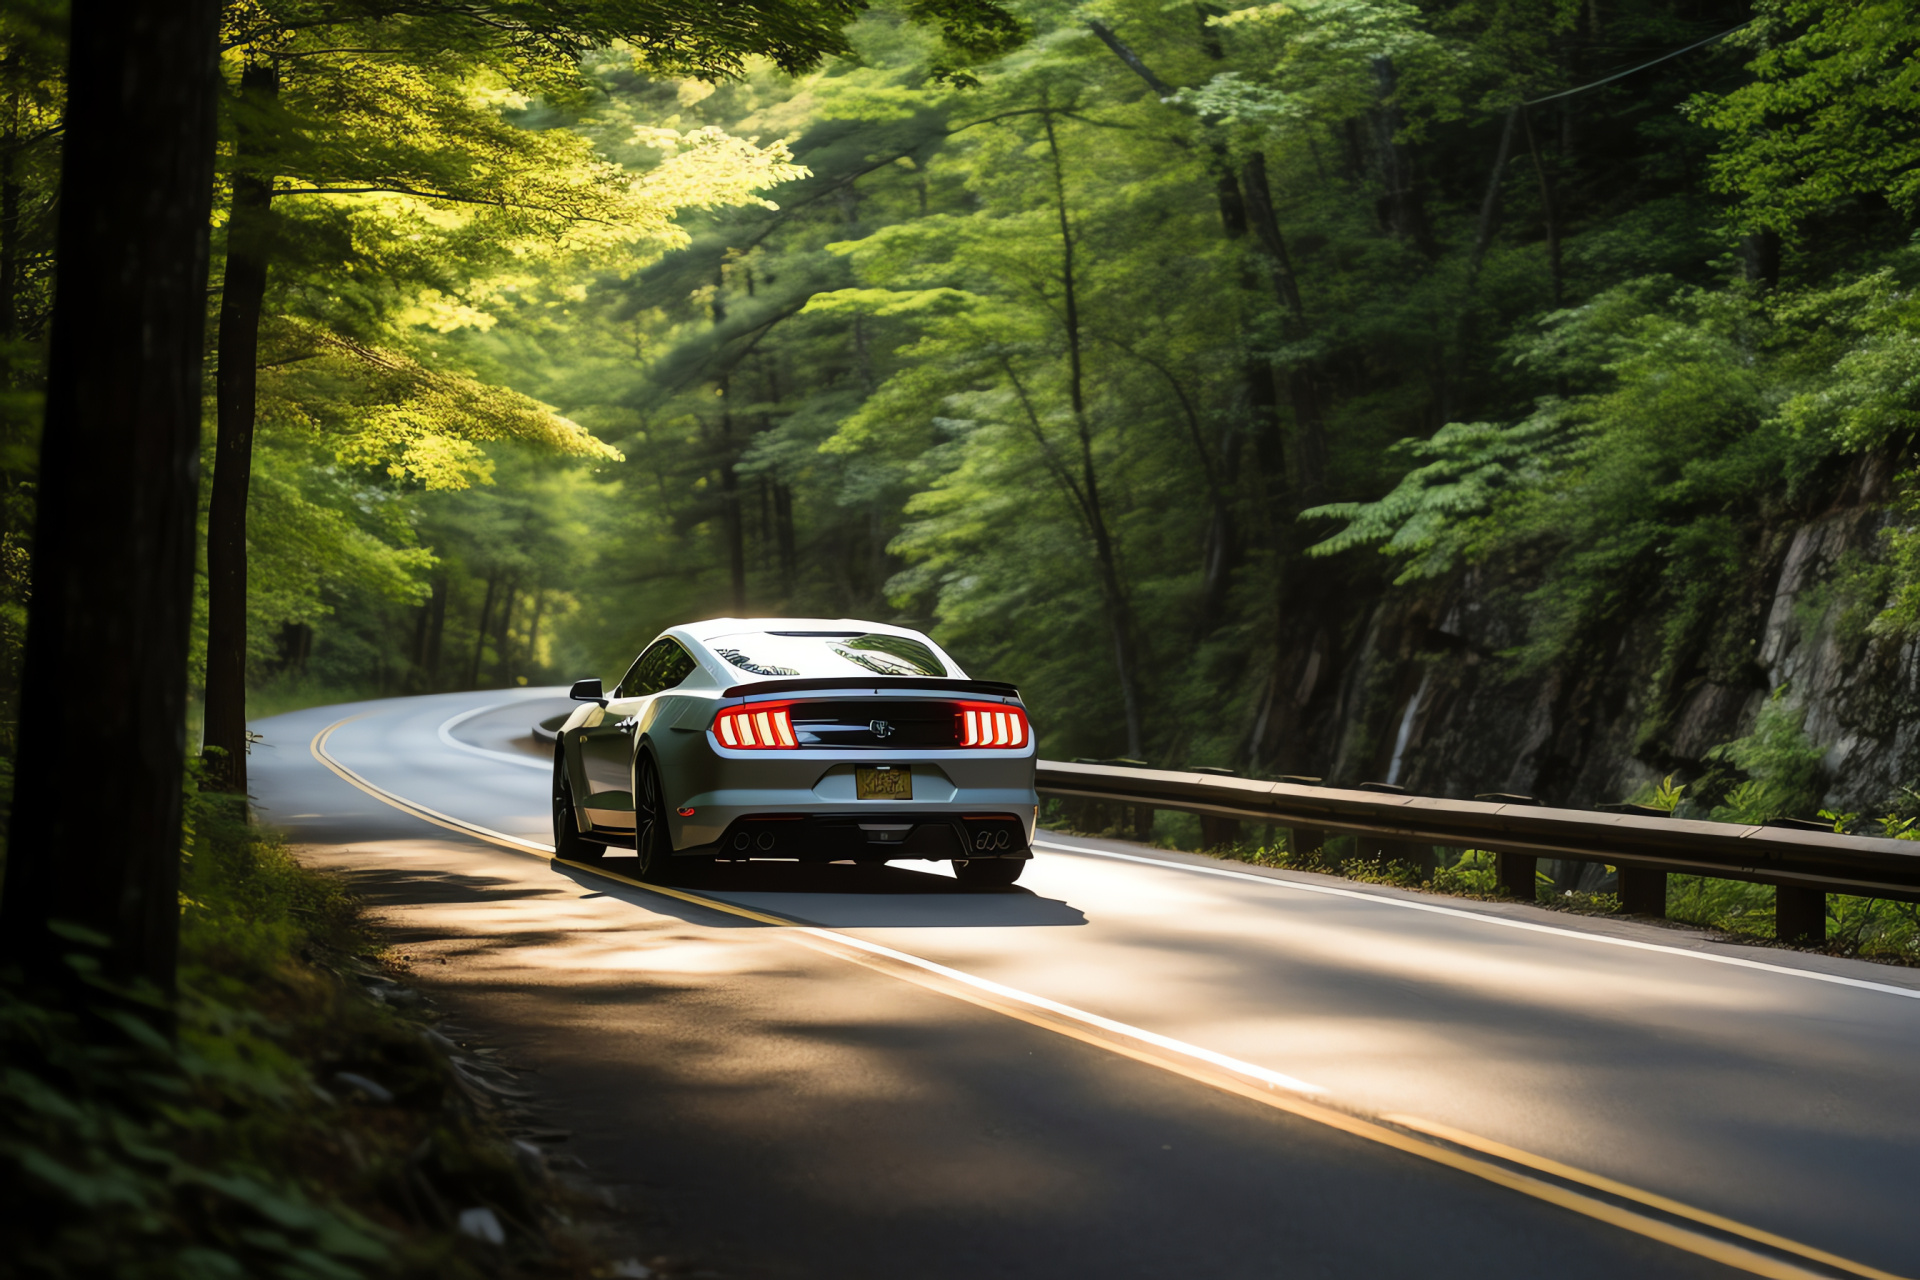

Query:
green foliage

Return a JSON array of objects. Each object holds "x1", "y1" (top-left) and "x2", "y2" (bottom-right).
[
  {"x1": 1303, "y1": 414, "x2": 1583, "y2": 581},
  {"x1": 1694, "y1": 0, "x2": 1920, "y2": 234},
  {"x1": 1706, "y1": 689, "x2": 1827, "y2": 824},
  {"x1": 1624, "y1": 774, "x2": 1686, "y2": 813},
  {"x1": 1430, "y1": 848, "x2": 1499, "y2": 897},
  {"x1": 1666, "y1": 874, "x2": 1778, "y2": 936}
]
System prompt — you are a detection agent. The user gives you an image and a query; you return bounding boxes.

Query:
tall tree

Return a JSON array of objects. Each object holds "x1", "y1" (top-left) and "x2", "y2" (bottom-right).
[
  {"x1": 199, "y1": 0, "x2": 1019, "y2": 792},
  {"x1": 0, "y1": 0, "x2": 220, "y2": 1004}
]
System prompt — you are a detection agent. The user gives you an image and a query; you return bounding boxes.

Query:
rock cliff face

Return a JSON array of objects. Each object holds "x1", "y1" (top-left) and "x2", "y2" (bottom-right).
[{"x1": 1258, "y1": 452, "x2": 1920, "y2": 819}]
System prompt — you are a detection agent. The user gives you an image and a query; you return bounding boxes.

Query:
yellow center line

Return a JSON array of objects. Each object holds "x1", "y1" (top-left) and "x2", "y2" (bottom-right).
[{"x1": 306, "y1": 713, "x2": 1903, "y2": 1280}]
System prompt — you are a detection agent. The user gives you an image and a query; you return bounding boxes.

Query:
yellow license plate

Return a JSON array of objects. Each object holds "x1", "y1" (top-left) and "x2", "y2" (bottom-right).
[{"x1": 855, "y1": 766, "x2": 912, "y2": 801}]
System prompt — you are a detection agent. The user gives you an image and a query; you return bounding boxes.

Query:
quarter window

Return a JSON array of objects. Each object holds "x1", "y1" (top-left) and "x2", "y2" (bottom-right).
[{"x1": 617, "y1": 638, "x2": 699, "y2": 696}]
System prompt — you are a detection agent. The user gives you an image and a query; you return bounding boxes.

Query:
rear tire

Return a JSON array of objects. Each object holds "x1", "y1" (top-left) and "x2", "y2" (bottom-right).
[
  {"x1": 634, "y1": 755, "x2": 676, "y2": 884},
  {"x1": 552, "y1": 751, "x2": 599, "y2": 862},
  {"x1": 952, "y1": 858, "x2": 1024, "y2": 886}
]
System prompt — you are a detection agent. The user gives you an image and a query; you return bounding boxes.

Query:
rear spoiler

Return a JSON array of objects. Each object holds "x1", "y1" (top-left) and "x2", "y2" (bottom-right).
[{"x1": 721, "y1": 676, "x2": 1022, "y2": 700}]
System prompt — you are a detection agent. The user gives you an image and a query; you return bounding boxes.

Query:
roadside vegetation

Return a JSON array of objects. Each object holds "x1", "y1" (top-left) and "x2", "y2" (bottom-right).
[{"x1": 0, "y1": 779, "x2": 630, "y2": 1278}]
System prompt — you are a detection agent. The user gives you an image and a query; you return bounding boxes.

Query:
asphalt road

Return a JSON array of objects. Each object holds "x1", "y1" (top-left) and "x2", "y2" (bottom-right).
[{"x1": 250, "y1": 688, "x2": 1920, "y2": 1280}]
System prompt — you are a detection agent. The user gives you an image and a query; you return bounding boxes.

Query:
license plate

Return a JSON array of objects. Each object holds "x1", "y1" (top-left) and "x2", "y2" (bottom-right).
[{"x1": 856, "y1": 766, "x2": 912, "y2": 801}]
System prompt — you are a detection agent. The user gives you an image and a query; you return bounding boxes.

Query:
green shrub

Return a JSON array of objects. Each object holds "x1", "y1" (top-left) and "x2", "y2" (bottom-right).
[{"x1": 0, "y1": 786, "x2": 557, "y2": 1278}]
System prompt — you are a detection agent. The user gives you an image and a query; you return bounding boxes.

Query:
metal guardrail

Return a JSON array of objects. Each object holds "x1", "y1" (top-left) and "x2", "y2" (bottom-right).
[{"x1": 1036, "y1": 760, "x2": 1920, "y2": 945}]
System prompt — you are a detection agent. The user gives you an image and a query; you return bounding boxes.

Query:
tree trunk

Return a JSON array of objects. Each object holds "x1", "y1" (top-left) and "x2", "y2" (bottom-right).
[
  {"x1": 468, "y1": 569, "x2": 497, "y2": 688},
  {"x1": 1042, "y1": 105, "x2": 1144, "y2": 758},
  {"x1": 774, "y1": 483, "x2": 797, "y2": 580},
  {"x1": 524, "y1": 591, "x2": 544, "y2": 675},
  {"x1": 717, "y1": 378, "x2": 746, "y2": 611},
  {"x1": 423, "y1": 574, "x2": 448, "y2": 689},
  {"x1": 1241, "y1": 152, "x2": 1328, "y2": 505},
  {"x1": 202, "y1": 57, "x2": 278, "y2": 794},
  {"x1": 492, "y1": 580, "x2": 517, "y2": 684},
  {"x1": 1085, "y1": 18, "x2": 1290, "y2": 530},
  {"x1": 0, "y1": 81, "x2": 18, "y2": 344},
  {"x1": 0, "y1": 0, "x2": 220, "y2": 1007},
  {"x1": 1368, "y1": 58, "x2": 1436, "y2": 256},
  {"x1": 1521, "y1": 106, "x2": 1563, "y2": 307}
]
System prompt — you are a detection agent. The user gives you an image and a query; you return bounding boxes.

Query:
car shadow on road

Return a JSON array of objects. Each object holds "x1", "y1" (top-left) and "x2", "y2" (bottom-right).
[{"x1": 552, "y1": 858, "x2": 1089, "y2": 929}]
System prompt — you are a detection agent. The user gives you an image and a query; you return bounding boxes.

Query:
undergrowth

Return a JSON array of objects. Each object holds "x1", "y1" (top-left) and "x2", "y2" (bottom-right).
[{"x1": 0, "y1": 779, "x2": 588, "y2": 1278}]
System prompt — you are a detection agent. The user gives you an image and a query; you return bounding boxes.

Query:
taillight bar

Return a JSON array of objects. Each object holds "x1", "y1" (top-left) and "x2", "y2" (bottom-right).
[
  {"x1": 713, "y1": 702, "x2": 798, "y2": 749},
  {"x1": 955, "y1": 701, "x2": 1028, "y2": 748}
]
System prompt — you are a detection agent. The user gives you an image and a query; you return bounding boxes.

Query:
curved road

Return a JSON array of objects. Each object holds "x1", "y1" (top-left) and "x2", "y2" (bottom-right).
[{"x1": 252, "y1": 689, "x2": 1920, "y2": 1279}]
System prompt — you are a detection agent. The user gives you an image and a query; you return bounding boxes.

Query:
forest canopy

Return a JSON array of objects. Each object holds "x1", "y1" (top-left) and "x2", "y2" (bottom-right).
[{"x1": 6, "y1": 0, "x2": 1916, "y2": 800}]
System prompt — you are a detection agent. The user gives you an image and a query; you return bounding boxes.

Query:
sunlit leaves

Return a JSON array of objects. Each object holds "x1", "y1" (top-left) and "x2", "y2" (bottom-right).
[
  {"x1": 256, "y1": 322, "x2": 622, "y2": 491},
  {"x1": 1693, "y1": 0, "x2": 1920, "y2": 233}
]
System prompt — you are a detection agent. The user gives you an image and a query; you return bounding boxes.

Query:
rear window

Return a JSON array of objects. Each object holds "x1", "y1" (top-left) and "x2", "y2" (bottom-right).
[{"x1": 709, "y1": 631, "x2": 949, "y2": 680}]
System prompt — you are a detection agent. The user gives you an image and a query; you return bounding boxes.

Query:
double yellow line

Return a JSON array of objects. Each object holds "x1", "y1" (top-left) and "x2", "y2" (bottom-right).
[{"x1": 310, "y1": 715, "x2": 1902, "y2": 1280}]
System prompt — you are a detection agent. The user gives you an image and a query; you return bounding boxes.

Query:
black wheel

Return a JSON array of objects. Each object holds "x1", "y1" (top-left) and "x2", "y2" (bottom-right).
[
  {"x1": 633, "y1": 754, "x2": 676, "y2": 884},
  {"x1": 552, "y1": 751, "x2": 600, "y2": 862},
  {"x1": 952, "y1": 858, "x2": 1024, "y2": 887}
]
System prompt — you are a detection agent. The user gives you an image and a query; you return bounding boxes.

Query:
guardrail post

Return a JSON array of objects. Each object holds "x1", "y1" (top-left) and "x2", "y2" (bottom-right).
[
  {"x1": 1200, "y1": 816, "x2": 1240, "y2": 849},
  {"x1": 1619, "y1": 867, "x2": 1666, "y2": 917},
  {"x1": 1289, "y1": 826, "x2": 1325, "y2": 862},
  {"x1": 1776, "y1": 886, "x2": 1826, "y2": 946},
  {"x1": 1130, "y1": 806, "x2": 1155, "y2": 841},
  {"x1": 1497, "y1": 851, "x2": 1536, "y2": 901}
]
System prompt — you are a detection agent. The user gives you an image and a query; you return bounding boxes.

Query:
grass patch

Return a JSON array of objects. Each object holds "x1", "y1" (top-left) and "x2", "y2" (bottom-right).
[{"x1": 1, "y1": 781, "x2": 602, "y2": 1278}]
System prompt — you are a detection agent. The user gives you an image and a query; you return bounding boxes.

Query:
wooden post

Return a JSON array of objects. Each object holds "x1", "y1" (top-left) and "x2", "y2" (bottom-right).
[
  {"x1": 1619, "y1": 867, "x2": 1667, "y2": 917},
  {"x1": 1289, "y1": 826, "x2": 1326, "y2": 862},
  {"x1": 1200, "y1": 815, "x2": 1241, "y2": 848},
  {"x1": 1497, "y1": 851, "x2": 1537, "y2": 901},
  {"x1": 1776, "y1": 886, "x2": 1826, "y2": 946}
]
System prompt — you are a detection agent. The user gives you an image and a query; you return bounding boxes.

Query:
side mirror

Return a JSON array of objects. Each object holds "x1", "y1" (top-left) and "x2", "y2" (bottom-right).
[{"x1": 569, "y1": 677, "x2": 606, "y2": 705}]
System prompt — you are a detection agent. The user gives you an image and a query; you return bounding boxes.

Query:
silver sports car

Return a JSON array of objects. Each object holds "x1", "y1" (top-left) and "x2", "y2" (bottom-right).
[{"x1": 551, "y1": 618, "x2": 1039, "y2": 885}]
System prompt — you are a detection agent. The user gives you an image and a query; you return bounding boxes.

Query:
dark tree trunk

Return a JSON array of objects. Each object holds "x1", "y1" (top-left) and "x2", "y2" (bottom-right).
[
  {"x1": 492, "y1": 580, "x2": 517, "y2": 684},
  {"x1": 1241, "y1": 152, "x2": 1328, "y2": 505},
  {"x1": 1043, "y1": 105, "x2": 1144, "y2": 758},
  {"x1": 524, "y1": 591, "x2": 544, "y2": 675},
  {"x1": 0, "y1": 89, "x2": 18, "y2": 343},
  {"x1": 468, "y1": 569, "x2": 497, "y2": 688},
  {"x1": 202, "y1": 57, "x2": 278, "y2": 794},
  {"x1": 423, "y1": 574, "x2": 448, "y2": 689},
  {"x1": 0, "y1": 0, "x2": 220, "y2": 1007},
  {"x1": 1088, "y1": 17, "x2": 1286, "y2": 518},
  {"x1": 1368, "y1": 58, "x2": 1436, "y2": 257},
  {"x1": 1466, "y1": 107, "x2": 1520, "y2": 290},
  {"x1": 408, "y1": 600, "x2": 430, "y2": 691},
  {"x1": 1521, "y1": 106, "x2": 1564, "y2": 307},
  {"x1": 717, "y1": 377, "x2": 746, "y2": 611},
  {"x1": 774, "y1": 483, "x2": 797, "y2": 581},
  {"x1": 1742, "y1": 230, "x2": 1780, "y2": 288}
]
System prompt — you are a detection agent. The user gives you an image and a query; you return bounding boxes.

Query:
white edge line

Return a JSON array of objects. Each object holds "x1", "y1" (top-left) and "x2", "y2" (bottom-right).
[
  {"x1": 435, "y1": 702, "x2": 552, "y2": 771},
  {"x1": 1036, "y1": 839, "x2": 1920, "y2": 1002}
]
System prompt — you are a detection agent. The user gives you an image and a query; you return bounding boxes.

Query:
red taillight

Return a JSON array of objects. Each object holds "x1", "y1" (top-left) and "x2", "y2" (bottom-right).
[
  {"x1": 713, "y1": 702, "x2": 798, "y2": 749},
  {"x1": 954, "y1": 702, "x2": 1029, "y2": 748}
]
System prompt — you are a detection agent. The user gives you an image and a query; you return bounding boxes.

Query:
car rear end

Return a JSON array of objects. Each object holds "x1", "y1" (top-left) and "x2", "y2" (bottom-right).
[{"x1": 656, "y1": 674, "x2": 1038, "y2": 865}]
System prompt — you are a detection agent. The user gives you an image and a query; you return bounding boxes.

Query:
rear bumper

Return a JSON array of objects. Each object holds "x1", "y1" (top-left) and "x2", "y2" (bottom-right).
[
  {"x1": 685, "y1": 810, "x2": 1032, "y2": 862},
  {"x1": 654, "y1": 737, "x2": 1039, "y2": 855}
]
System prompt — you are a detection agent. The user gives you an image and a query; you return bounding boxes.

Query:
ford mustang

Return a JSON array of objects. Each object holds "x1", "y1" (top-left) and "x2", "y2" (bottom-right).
[{"x1": 551, "y1": 618, "x2": 1038, "y2": 885}]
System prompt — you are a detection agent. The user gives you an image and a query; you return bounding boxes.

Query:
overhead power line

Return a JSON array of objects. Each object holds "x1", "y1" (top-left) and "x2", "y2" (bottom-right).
[{"x1": 1523, "y1": 22, "x2": 1753, "y2": 107}]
